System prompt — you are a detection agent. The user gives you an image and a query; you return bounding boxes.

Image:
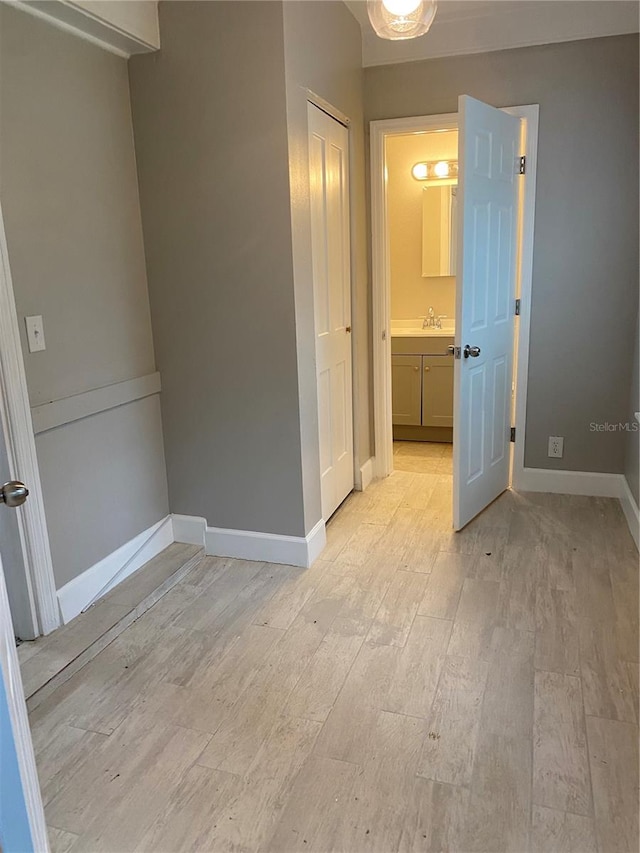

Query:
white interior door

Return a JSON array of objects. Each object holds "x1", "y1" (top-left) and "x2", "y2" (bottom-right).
[
  {"x1": 308, "y1": 103, "x2": 354, "y2": 520},
  {"x1": 0, "y1": 547, "x2": 49, "y2": 852},
  {"x1": 453, "y1": 95, "x2": 521, "y2": 530}
]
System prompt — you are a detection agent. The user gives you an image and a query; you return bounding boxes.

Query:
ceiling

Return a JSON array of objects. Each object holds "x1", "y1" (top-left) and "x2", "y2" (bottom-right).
[{"x1": 344, "y1": 0, "x2": 640, "y2": 67}]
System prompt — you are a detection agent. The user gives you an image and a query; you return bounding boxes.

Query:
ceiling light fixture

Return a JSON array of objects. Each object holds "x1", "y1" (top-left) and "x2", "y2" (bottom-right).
[{"x1": 367, "y1": 0, "x2": 437, "y2": 41}]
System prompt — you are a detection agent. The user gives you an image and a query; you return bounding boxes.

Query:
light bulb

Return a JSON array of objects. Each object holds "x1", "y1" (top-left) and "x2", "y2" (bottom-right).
[
  {"x1": 433, "y1": 161, "x2": 450, "y2": 178},
  {"x1": 412, "y1": 163, "x2": 428, "y2": 180},
  {"x1": 382, "y1": 0, "x2": 421, "y2": 16},
  {"x1": 367, "y1": 0, "x2": 437, "y2": 41}
]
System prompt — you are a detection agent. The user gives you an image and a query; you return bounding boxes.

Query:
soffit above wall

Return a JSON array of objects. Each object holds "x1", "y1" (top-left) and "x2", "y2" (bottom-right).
[
  {"x1": 344, "y1": 0, "x2": 639, "y2": 67},
  {"x1": 7, "y1": 0, "x2": 160, "y2": 57}
]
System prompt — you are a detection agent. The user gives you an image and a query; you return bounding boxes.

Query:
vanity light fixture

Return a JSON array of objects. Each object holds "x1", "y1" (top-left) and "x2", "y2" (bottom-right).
[
  {"x1": 367, "y1": 0, "x2": 437, "y2": 41},
  {"x1": 411, "y1": 159, "x2": 459, "y2": 181}
]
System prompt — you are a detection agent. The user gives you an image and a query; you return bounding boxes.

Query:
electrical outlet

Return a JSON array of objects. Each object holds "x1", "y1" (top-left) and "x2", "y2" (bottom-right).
[{"x1": 548, "y1": 436, "x2": 564, "y2": 458}]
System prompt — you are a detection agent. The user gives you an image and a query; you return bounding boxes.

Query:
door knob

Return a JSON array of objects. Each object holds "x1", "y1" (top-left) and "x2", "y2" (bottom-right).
[
  {"x1": 424, "y1": 366, "x2": 431, "y2": 372},
  {"x1": 463, "y1": 344, "x2": 481, "y2": 359},
  {"x1": 0, "y1": 480, "x2": 29, "y2": 508}
]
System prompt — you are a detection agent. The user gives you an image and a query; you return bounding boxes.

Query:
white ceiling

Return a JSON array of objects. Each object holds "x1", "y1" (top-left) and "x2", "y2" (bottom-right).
[{"x1": 344, "y1": 0, "x2": 639, "y2": 67}]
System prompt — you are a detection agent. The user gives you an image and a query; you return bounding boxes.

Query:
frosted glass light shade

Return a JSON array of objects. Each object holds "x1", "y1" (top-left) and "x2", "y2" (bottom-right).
[{"x1": 367, "y1": 0, "x2": 437, "y2": 40}]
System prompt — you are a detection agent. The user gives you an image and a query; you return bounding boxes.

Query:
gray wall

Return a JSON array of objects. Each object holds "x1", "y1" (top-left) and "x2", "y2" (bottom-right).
[
  {"x1": 364, "y1": 35, "x2": 639, "y2": 474},
  {"x1": 283, "y1": 0, "x2": 367, "y2": 531},
  {"x1": 625, "y1": 313, "x2": 639, "y2": 504},
  {"x1": 129, "y1": 1, "x2": 308, "y2": 537},
  {"x1": 0, "y1": 4, "x2": 169, "y2": 588}
]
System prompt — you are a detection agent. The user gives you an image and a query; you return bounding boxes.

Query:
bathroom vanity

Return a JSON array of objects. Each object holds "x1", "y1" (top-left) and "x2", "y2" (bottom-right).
[{"x1": 391, "y1": 328, "x2": 454, "y2": 443}]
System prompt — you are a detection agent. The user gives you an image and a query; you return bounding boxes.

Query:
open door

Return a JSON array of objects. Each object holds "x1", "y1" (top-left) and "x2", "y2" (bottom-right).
[
  {"x1": 0, "y1": 547, "x2": 48, "y2": 852},
  {"x1": 453, "y1": 96, "x2": 521, "y2": 530}
]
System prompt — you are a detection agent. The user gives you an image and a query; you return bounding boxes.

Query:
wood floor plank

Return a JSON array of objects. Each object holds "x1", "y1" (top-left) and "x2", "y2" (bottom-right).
[
  {"x1": 33, "y1": 724, "x2": 109, "y2": 808},
  {"x1": 336, "y1": 522, "x2": 388, "y2": 567},
  {"x1": 535, "y1": 585, "x2": 580, "y2": 676},
  {"x1": 285, "y1": 616, "x2": 367, "y2": 723},
  {"x1": 481, "y1": 626, "x2": 535, "y2": 740},
  {"x1": 47, "y1": 827, "x2": 79, "y2": 853},
  {"x1": 495, "y1": 544, "x2": 542, "y2": 632},
  {"x1": 626, "y1": 660, "x2": 639, "y2": 721},
  {"x1": 533, "y1": 670, "x2": 591, "y2": 816},
  {"x1": 197, "y1": 602, "x2": 338, "y2": 776},
  {"x1": 462, "y1": 731, "x2": 531, "y2": 852},
  {"x1": 367, "y1": 569, "x2": 428, "y2": 647},
  {"x1": 384, "y1": 615, "x2": 452, "y2": 719},
  {"x1": 45, "y1": 718, "x2": 210, "y2": 840},
  {"x1": 135, "y1": 764, "x2": 240, "y2": 852},
  {"x1": 578, "y1": 618, "x2": 636, "y2": 723},
  {"x1": 399, "y1": 778, "x2": 469, "y2": 853},
  {"x1": 417, "y1": 655, "x2": 489, "y2": 787},
  {"x1": 313, "y1": 639, "x2": 400, "y2": 764},
  {"x1": 251, "y1": 559, "x2": 328, "y2": 631},
  {"x1": 611, "y1": 576, "x2": 640, "y2": 664},
  {"x1": 21, "y1": 603, "x2": 131, "y2": 698},
  {"x1": 265, "y1": 755, "x2": 360, "y2": 853},
  {"x1": 417, "y1": 552, "x2": 470, "y2": 620},
  {"x1": 447, "y1": 577, "x2": 499, "y2": 660},
  {"x1": 371, "y1": 508, "x2": 426, "y2": 561},
  {"x1": 586, "y1": 714, "x2": 639, "y2": 853},
  {"x1": 530, "y1": 804, "x2": 597, "y2": 853},
  {"x1": 315, "y1": 710, "x2": 426, "y2": 853},
  {"x1": 200, "y1": 716, "x2": 323, "y2": 852}
]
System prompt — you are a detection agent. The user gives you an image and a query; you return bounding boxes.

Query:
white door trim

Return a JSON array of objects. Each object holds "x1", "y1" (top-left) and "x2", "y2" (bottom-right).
[
  {"x1": 0, "y1": 562, "x2": 49, "y2": 851},
  {"x1": 0, "y1": 201, "x2": 60, "y2": 635},
  {"x1": 370, "y1": 106, "x2": 539, "y2": 488}
]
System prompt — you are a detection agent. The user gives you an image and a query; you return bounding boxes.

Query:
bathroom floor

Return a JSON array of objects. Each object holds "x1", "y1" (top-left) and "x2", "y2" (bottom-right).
[
  {"x1": 393, "y1": 439, "x2": 453, "y2": 475},
  {"x1": 30, "y1": 451, "x2": 638, "y2": 852}
]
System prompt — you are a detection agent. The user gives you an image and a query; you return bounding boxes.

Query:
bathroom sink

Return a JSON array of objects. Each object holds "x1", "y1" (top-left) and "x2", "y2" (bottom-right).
[{"x1": 391, "y1": 319, "x2": 455, "y2": 337}]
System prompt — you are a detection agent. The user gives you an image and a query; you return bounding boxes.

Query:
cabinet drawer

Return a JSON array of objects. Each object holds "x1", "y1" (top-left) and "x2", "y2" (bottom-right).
[
  {"x1": 391, "y1": 355, "x2": 422, "y2": 426},
  {"x1": 422, "y1": 355, "x2": 454, "y2": 428}
]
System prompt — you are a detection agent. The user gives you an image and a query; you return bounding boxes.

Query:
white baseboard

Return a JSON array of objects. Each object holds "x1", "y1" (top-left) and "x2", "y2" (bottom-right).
[
  {"x1": 357, "y1": 458, "x2": 375, "y2": 492},
  {"x1": 57, "y1": 515, "x2": 174, "y2": 623},
  {"x1": 516, "y1": 467, "x2": 624, "y2": 497},
  {"x1": 174, "y1": 514, "x2": 326, "y2": 568},
  {"x1": 620, "y1": 476, "x2": 640, "y2": 551},
  {"x1": 172, "y1": 514, "x2": 206, "y2": 548}
]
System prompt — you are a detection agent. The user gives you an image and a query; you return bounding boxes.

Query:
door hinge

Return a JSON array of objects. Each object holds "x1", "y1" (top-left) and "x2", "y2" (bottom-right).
[
  {"x1": 518, "y1": 156, "x2": 526, "y2": 175},
  {"x1": 515, "y1": 298, "x2": 521, "y2": 316},
  {"x1": 510, "y1": 427, "x2": 516, "y2": 442}
]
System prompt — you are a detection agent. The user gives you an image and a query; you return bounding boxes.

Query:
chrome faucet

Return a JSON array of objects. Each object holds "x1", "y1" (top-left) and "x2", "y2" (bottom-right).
[{"x1": 422, "y1": 306, "x2": 435, "y2": 329}]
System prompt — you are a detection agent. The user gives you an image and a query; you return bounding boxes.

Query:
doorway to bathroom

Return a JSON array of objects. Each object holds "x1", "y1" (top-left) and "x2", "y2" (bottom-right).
[
  {"x1": 386, "y1": 125, "x2": 458, "y2": 497},
  {"x1": 371, "y1": 99, "x2": 539, "y2": 529}
]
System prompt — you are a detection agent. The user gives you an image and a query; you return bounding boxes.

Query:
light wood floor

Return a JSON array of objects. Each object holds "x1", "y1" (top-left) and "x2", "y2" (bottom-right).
[{"x1": 31, "y1": 442, "x2": 639, "y2": 852}]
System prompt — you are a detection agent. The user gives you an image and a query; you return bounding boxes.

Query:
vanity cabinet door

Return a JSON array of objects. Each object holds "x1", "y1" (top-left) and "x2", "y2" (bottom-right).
[
  {"x1": 422, "y1": 356, "x2": 454, "y2": 427},
  {"x1": 392, "y1": 355, "x2": 422, "y2": 426}
]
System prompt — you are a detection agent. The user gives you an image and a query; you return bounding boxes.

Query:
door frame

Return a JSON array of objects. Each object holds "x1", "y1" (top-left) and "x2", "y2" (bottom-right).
[
  {"x1": 370, "y1": 105, "x2": 539, "y2": 489},
  {"x1": 0, "y1": 200, "x2": 60, "y2": 636}
]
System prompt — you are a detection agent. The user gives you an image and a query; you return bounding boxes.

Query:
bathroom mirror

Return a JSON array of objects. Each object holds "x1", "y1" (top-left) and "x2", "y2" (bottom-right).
[{"x1": 422, "y1": 184, "x2": 457, "y2": 278}]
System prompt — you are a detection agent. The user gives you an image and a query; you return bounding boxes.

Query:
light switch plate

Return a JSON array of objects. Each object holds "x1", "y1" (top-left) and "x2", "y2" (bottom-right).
[{"x1": 25, "y1": 315, "x2": 46, "y2": 352}]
